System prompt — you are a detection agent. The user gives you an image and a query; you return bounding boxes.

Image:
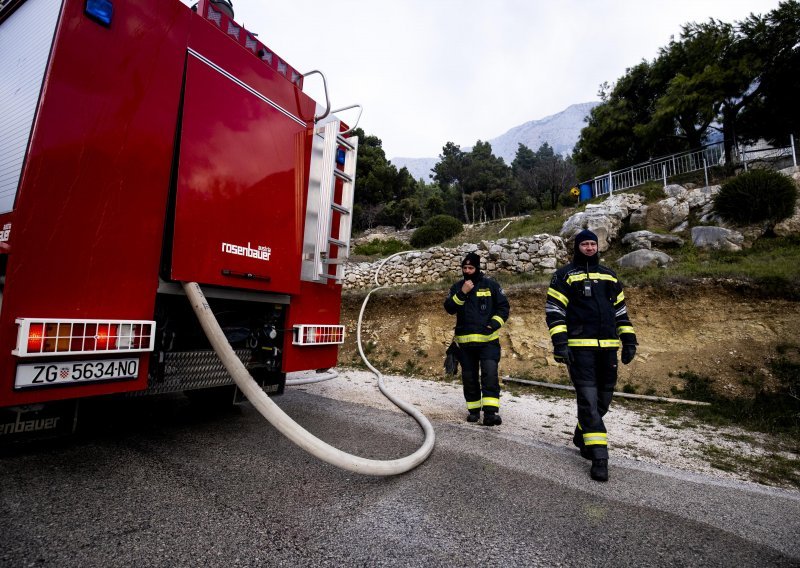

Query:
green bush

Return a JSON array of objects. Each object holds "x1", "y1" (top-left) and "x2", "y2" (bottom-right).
[
  {"x1": 714, "y1": 169, "x2": 797, "y2": 226},
  {"x1": 558, "y1": 191, "x2": 579, "y2": 207},
  {"x1": 409, "y1": 225, "x2": 442, "y2": 248},
  {"x1": 352, "y1": 238, "x2": 410, "y2": 256},
  {"x1": 638, "y1": 181, "x2": 667, "y2": 204},
  {"x1": 410, "y1": 215, "x2": 463, "y2": 248},
  {"x1": 427, "y1": 214, "x2": 463, "y2": 236},
  {"x1": 671, "y1": 371, "x2": 717, "y2": 402}
]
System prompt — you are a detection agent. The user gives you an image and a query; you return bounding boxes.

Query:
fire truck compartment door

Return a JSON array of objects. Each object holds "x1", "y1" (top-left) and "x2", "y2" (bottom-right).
[{"x1": 171, "y1": 52, "x2": 306, "y2": 294}]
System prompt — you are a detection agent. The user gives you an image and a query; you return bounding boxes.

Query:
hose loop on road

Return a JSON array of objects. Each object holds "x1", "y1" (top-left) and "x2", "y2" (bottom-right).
[{"x1": 183, "y1": 256, "x2": 434, "y2": 475}]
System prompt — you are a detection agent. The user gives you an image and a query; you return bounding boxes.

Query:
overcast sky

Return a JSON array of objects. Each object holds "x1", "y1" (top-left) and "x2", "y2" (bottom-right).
[{"x1": 183, "y1": 0, "x2": 783, "y2": 159}]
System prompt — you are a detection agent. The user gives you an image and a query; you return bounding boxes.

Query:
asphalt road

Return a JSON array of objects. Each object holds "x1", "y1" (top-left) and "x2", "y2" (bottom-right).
[{"x1": 1, "y1": 389, "x2": 799, "y2": 567}]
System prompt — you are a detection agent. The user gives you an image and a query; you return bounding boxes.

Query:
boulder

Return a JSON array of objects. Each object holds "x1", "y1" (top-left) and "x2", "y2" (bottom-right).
[
  {"x1": 629, "y1": 205, "x2": 649, "y2": 229},
  {"x1": 647, "y1": 197, "x2": 690, "y2": 231},
  {"x1": 639, "y1": 184, "x2": 718, "y2": 232},
  {"x1": 621, "y1": 231, "x2": 684, "y2": 251},
  {"x1": 560, "y1": 193, "x2": 645, "y2": 251},
  {"x1": 691, "y1": 226, "x2": 745, "y2": 251},
  {"x1": 685, "y1": 185, "x2": 720, "y2": 209},
  {"x1": 774, "y1": 196, "x2": 800, "y2": 238},
  {"x1": 671, "y1": 221, "x2": 689, "y2": 233},
  {"x1": 663, "y1": 184, "x2": 687, "y2": 199},
  {"x1": 616, "y1": 250, "x2": 673, "y2": 269}
]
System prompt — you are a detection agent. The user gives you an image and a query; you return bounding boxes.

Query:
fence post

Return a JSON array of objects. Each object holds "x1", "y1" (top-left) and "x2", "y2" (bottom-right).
[
  {"x1": 791, "y1": 133, "x2": 797, "y2": 168},
  {"x1": 703, "y1": 158, "x2": 709, "y2": 187},
  {"x1": 662, "y1": 164, "x2": 667, "y2": 187},
  {"x1": 741, "y1": 148, "x2": 748, "y2": 172},
  {"x1": 608, "y1": 171, "x2": 613, "y2": 196}
]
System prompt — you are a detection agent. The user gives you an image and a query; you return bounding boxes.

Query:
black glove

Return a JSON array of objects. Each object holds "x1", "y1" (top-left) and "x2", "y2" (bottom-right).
[
  {"x1": 621, "y1": 344, "x2": 637, "y2": 365},
  {"x1": 444, "y1": 342, "x2": 460, "y2": 375},
  {"x1": 553, "y1": 344, "x2": 573, "y2": 365}
]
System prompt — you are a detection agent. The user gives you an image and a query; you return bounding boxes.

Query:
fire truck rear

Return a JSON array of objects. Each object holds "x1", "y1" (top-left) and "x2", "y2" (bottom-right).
[{"x1": 0, "y1": 0, "x2": 357, "y2": 441}]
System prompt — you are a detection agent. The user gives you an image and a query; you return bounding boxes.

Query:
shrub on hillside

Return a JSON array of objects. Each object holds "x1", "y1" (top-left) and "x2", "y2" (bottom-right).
[
  {"x1": 714, "y1": 169, "x2": 797, "y2": 226},
  {"x1": 409, "y1": 226, "x2": 440, "y2": 248},
  {"x1": 426, "y1": 215, "x2": 463, "y2": 236},
  {"x1": 410, "y1": 215, "x2": 463, "y2": 248},
  {"x1": 353, "y1": 238, "x2": 410, "y2": 257}
]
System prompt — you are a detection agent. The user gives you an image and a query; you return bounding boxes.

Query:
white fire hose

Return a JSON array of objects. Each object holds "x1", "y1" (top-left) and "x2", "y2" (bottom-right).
[{"x1": 182, "y1": 250, "x2": 434, "y2": 476}]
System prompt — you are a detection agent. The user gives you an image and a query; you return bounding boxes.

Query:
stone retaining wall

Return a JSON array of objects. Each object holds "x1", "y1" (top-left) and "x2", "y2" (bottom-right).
[{"x1": 343, "y1": 235, "x2": 568, "y2": 289}]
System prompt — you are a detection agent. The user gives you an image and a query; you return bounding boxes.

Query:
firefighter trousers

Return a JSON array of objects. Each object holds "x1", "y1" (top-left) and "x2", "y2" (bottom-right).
[
  {"x1": 568, "y1": 348, "x2": 618, "y2": 460},
  {"x1": 459, "y1": 342, "x2": 501, "y2": 414}
]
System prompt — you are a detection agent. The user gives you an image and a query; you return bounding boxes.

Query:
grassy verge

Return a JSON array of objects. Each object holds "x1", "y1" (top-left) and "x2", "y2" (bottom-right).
[
  {"x1": 612, "y1": 236, "x2": 800, "y2": 298},
  {"x1": 351, "y1": 238, "x2": 412, "y2": 259},
  {"x1": 440, "y1": 209, "x2": 567, "y2": 247},
  {"x1": 653, "y1": 351, "x2": 800, "y2": 488}
]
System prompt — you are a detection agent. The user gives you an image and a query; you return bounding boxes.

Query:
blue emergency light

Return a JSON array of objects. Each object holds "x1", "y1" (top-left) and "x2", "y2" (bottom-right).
[{"x1": 85, "y1": 0, "x2": 113, "y2": 27}]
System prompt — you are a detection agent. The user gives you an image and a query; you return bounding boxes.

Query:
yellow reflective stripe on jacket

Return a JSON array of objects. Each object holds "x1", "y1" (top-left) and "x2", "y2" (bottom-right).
[
  {"x1": 617, "y1": 326, "x2": 635, "y2": 335},
  {"x1": 566, "y1": 272, "x2": 618, "y2": 285},
  {"x1": 476, "y1": 289, "x2": 492, "y2": 297},
  {"x1": 567, "y1": 338, "x2": 621, "y2": 348},
  {"x1": 452, "y1": 294, "x2": 465, "y2": 306},
  {"x1": 568, "y1": 339, "x2": 599, "y2": 347},
  {"x1": 492, "y1": 315, "x2": 505, "y2": 327},
  {"x1": 549, "y1": 325, "x2": 567, "y2": 336},
  {"x1": 614, "y1": 291, "x2": 625, "y2": 305},
  {"x1": 455, "y1": 331, "x2": 500, "y2": 343},
  {"x1": 547, "y1": 288, "x2": 569, "y2": 306},
  {"x1": 583, "y1": 432, "x2": 608, "y2": 446},
  {"x1": 466, "y1": 400, "x2": 482, "y2": 410},
  {"x1": 482, "y1": 397, "x2": 500, "y2": 409}
]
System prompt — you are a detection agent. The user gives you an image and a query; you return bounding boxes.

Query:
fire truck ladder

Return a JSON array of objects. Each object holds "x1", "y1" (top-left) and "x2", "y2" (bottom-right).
[{"x1": 302, "y1": 119, "x2": 358, "y2": 283}]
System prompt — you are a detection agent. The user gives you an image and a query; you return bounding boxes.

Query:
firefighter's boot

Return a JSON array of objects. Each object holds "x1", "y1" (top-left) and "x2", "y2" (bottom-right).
[
  {"x1": 483, "y1": 412, "x2": 502, "y2": 426},
  {"x1": 573, "y1": 427, "x2": 592, "y2": 460},
  {"x1": 590, "y1": 459, "x2": 609, "y2": 482},
  {"x1": 466, "y1": 411, "x2": 481, "y2": 423}
]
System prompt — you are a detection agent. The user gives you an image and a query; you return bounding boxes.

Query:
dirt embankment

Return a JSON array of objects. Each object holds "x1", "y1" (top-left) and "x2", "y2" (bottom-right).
[{"x1": 339, "y1": 283, "x2": 800, "y2": 398}]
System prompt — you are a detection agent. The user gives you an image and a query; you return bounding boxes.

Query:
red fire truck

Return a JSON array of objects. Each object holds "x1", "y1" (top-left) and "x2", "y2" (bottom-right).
[{"x1": 0, "y1": 0, "x2": 357, "y2": 441}]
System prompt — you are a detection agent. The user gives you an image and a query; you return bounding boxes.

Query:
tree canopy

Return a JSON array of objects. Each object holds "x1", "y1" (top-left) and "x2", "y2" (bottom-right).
[
  {"x1": 351, "y1": 132, "x2": 574, "y2": 231},
  {"x1": 574, "y1": 0, "x2": 800, "y2": 180}
]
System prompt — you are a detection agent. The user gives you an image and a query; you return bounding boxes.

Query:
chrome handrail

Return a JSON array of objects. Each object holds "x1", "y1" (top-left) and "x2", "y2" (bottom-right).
[
  {"x1": 302, "y1": 70, "x2": 331, "y2": 123},
  {"x1": 331, "y1": 104, "x2": 363, "y2": 136}
]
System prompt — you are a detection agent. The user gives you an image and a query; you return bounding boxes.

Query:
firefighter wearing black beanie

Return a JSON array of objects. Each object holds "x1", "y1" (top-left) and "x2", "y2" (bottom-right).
[
  {"x1": 544, "y1": 229, "x2": 638, "y2": 482},
  {"x1": 444, "y1": 251, "x2": 510, "y2": 426}
]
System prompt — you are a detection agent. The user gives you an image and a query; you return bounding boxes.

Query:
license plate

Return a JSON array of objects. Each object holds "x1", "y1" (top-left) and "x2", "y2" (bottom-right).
[{"x1": 15, "y1": 358, "x2": 139, "y2": 389}]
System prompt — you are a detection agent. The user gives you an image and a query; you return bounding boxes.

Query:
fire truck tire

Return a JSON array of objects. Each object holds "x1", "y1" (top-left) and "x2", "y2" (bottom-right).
[{"x1": 183, "y1": 281, "x2": 435, "y2": 477}]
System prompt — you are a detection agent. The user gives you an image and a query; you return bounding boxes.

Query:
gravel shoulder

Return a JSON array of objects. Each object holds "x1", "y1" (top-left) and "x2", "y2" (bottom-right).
[{"x1": 292, "y1": 368, "x2": 797, "y2": 491}]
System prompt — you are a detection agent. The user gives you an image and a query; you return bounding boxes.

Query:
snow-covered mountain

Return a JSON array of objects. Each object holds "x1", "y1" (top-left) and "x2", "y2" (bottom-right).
[{"x1": 391, "y1": 101, "x2": 599, "y2": 182}]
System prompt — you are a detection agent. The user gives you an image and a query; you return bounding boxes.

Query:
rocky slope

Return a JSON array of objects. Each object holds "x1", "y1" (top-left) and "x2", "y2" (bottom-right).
[{"x1": 339, "y1": 283, "x2": 800, "y2": 399}]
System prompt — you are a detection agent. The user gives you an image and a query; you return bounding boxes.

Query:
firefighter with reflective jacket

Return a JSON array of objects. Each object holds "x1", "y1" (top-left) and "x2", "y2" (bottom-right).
[
  {"x1": 444, "y1": 252, "x2": 510, "y2": 426},
  {"x1": 545, "y1": 229, "x2": 637, "y2": 482}
]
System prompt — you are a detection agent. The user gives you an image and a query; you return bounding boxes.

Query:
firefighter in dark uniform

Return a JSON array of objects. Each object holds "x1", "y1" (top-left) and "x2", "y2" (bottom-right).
[
  {"x1": 545, "y1": 229, "x2": 637, "y2": 482},
  {"x1": 444, "y1": 252, "x2": 510, "y2": 426}
]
